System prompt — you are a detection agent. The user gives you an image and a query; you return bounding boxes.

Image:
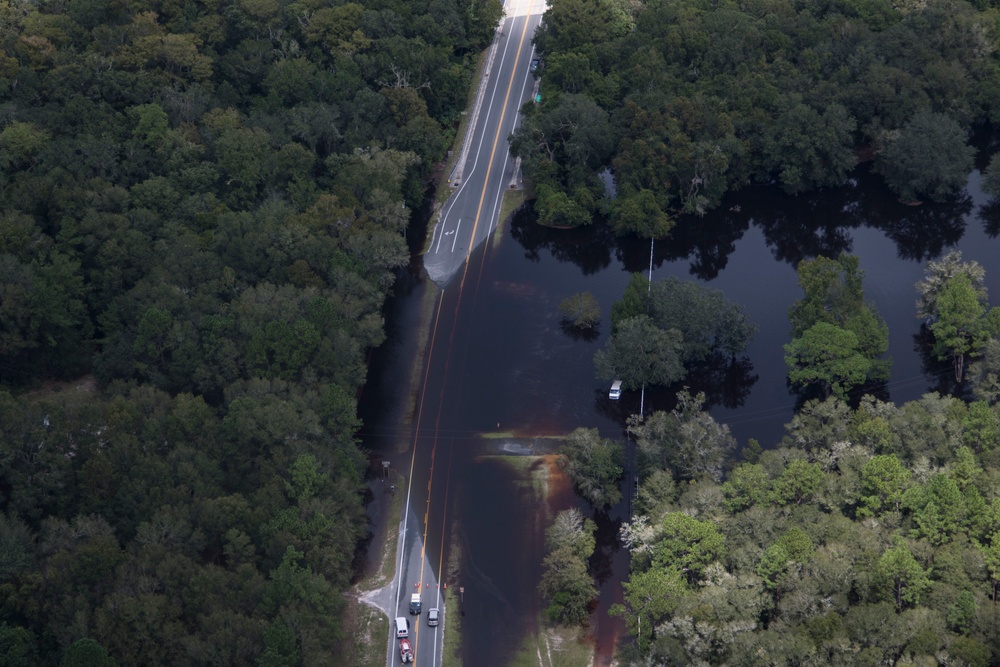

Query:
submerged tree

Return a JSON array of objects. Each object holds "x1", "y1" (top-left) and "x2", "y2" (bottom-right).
[
  {"x1": 647, "y1": 277, "x2": 757, "y2": 361},
  {"x1": 598, "y1": 275, "x2": 756, "y2": 392},
  {"x1": 786, "y1": 254, "x2": 890, "y2": 396},
  {"x1": 558, "y1": 291, "x2": 601, "y2": 330},
  {"x1": 916, "y1": 251, "x2": 988, "y2": 323},
  {"x1": 594, "y1": 315, "x2": 685, "y2": 390},
  {"x1": 560, "y1": 427, "x2": 624, "y2": 507},
  {"x1": 538, "y1": 509, "x2": 597, "y2": 625},
  {"x1": 927, "y1": 273, "x2": 1000, "y2": 382},
  {"x1": 784, "y1": 322, "x2": 875, "y2": 399}
]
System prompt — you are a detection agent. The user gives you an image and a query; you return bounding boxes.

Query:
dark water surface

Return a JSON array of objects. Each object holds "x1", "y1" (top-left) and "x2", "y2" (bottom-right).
[{"x1": 358, "y1": 157, "x2": 1000, "y2": 664}]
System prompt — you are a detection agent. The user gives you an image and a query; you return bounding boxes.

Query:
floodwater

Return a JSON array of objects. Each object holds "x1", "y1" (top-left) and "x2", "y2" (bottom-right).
[{"x1": 358, "y1": 146, "x2": 1000, "y2": 664}]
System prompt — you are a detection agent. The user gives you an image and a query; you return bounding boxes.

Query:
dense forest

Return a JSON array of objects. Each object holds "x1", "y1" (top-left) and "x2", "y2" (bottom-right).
[
  {"x1": 553, "y1": 257, "x2": 1000, "y2": 666},
  {"x1": 0, "y1": 0, "x2": 500, "y2": 662},
  {"x1": 513, "y1": 0, "x2": 1000, "y2": 232},
  {"x1": 611, "y1": 388, "x2": 1000, "y2": 667}
]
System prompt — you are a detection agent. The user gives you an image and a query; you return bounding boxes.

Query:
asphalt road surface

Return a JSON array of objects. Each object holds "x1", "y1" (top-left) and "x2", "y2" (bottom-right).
[
  {"x1": 424, "y1": 0, "x2": 544, "y2": 287},
  {"x1": 386, "y1": 5, "x2": 547, "y2": 666}
]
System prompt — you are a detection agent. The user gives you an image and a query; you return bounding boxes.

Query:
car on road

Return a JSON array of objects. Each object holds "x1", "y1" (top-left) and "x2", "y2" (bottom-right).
[
  {"x1": 395, "y1": 617, "x2": 409, "y2": 638},
  {"x1": 530, "y1": 58, "x2": 540, "y2": 73},
  {"x1": 409, "y1": 593, "x2": 422, "y2": 614},
  {"x1": 427, "y1": 608, "x2": 439, "y2": 627},
  {"x1": 399, "y1": 638, "x2": 413, "y2": 663}
]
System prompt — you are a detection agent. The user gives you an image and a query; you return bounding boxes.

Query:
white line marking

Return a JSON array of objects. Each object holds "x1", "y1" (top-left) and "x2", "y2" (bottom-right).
[
  {"x1": 436, "y1": 18, "x2": 519, "y2": 240},
  {"x1": 451, "y1": 219, "x2": 462, "y2": 253}
]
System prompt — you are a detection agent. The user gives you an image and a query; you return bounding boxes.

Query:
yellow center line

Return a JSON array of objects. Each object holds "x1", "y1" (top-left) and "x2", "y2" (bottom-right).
[
  {"x1": 402, "y1": 291, "x2": 444, "y2": 665},
  {"x1": 411, "y1": 8, "x2": 535, "y2": 663},
  {"x1": 463, "y1": 6, "x2": 534, "y2": 260}
]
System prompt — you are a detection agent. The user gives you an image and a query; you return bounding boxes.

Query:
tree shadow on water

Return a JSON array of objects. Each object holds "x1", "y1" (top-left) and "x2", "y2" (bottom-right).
[
  {"x1": 587, "y1": 506, "x2": 621, "y2": 587},
  {"x1": 614, "y1": 205, "x2": 753, "y2": 280},
  {"x1": 912, "y1": 325, "x2": 971, "y2": 399},
  {"x1": 978, "y1": 198, "x2": 1000, "y2": 239},
  {"x1": 509, "y1": 203, "x2": 615, "y2": 275},
  {"x1": 559, "y1": 321, "x2": 601, "y2": 342},
  {"x1": 683, "y1": 353, "x2": 759, "y2": 410},
  {"x1": 868, "y1": 193, "x2": 970, "y2": 262}
]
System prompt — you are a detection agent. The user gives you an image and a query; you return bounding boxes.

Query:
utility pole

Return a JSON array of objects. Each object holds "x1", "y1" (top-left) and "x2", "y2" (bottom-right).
[
  {"x1": 641, "y1": 236, "x2": 654, "y2": 417},
  {"x1": 647, "y1": 237, "x2": 654, "y2": 292}
]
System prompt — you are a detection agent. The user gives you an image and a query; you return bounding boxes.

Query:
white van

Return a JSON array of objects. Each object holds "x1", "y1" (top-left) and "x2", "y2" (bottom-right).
[
  {"x1": 395, "y1": 616, "x2": 409, "y2": 638},
  {"x1": 609, "y1": 380, "x2": 622, "y2": 400}
]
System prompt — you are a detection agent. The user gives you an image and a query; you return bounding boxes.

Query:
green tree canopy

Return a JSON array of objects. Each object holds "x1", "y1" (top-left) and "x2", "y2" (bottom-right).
[
  {"x1": 786, "y1": 254, "x2": 890, "y2": 394},
  {"x1": 631, "y1": 390, "x2": 737, "y2": 482},
  {"x1": 652, "y1": 512, "x2": 727, "y2": 584},
  {"x1": 876, "y1": 111, "x2": 975, "y2": 203},
  {"x1": 784, "y1": 322, "x2": 876, "y2": 399},
  {"x1": 877, "y1": 539, "x2": 930, "y2": 611},
  {"x1": 538, "y1": 509, "x2": 597, "y2": 625},
  {"x1": 560, "y1": 428, "x2": 624, "y2": 507},
  {"x1": 928, "y1": 273, "x2": 1000, "y2": 382},
  {"x1": 858, "y1": 454, "x2": 910, "y2": 517},
  {"x1": 594, "y1": 315, "x2": 685, "y2": 391}
]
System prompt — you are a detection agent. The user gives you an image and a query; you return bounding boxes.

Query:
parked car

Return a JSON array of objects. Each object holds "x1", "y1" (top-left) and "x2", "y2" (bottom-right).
[
  {"x1": 530, "y1": 58, "x2": 540, "y2": 73},
  {"x1": 609, "y1": 380, "x2": 622, "y2": 400},
  {"x1": 427, "y1": 608, "x2": 439, "y2": 627}
]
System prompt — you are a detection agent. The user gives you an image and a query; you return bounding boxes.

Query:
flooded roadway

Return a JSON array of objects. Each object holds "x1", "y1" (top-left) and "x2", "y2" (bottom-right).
[{"x1": 360, "y1": 155, "x2": 1000, "y2": 666}]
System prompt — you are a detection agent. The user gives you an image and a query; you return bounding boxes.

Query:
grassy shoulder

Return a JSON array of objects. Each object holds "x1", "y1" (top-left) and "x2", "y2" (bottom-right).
[
  {"x1": 509, "y1": 626, "x2": 595, "y2": 667},
  {"x1": 434, "y1": 45, "x2": 493, "y2": 210},
  {"x1": 355, "y1": 469, "x2": 406, "y2": 592},
  {"x1": 340, "y1": 598, "x2": 390, "y2": 667},
  {"x1": 343, "y1": 470, "x2": 405, "y2": 667},
  {"x1": 442, "y1": 519, "x2": 465, "y2": 667},
  {"x1": 441, "y1": 586, "x2": 463, "y2": 667},
  {"x1": 495, "y1": 188, "x2": 527, "y2": 238}
]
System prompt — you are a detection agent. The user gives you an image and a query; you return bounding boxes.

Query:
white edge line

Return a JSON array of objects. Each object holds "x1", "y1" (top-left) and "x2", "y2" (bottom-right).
[{"x1": 436, "y1": 18, "x2": 517, "y2": 249}]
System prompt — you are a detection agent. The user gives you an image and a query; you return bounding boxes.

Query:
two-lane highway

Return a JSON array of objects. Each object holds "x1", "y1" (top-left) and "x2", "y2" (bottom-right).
[
  {"x1": 424, "y1": 0, "x2": 544, "y2": 287},
  {"x1": 386, "y1": 3, "x2": 546, "y2": 666}
]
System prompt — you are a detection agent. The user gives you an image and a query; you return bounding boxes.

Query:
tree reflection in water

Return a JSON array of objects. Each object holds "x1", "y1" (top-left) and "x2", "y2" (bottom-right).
[
  {"x1": 912, "y1": 324, "x2": 972, "y2": 399},
  {"x1": 625, "y1": 209, "x2": 752, "y2": 281},
  {"x1": 862, "y1": 180, "x2": 971, "y2": 262},
  {"x1": 509, "y1": 204, "x2": 615, "y2": 275},
  {"x1": 978, "y1": 199, "x2": 1000, "y2": 238},
  {"x1": 684, "y1": 353, "x2": 759, "y2": 410},
  {"x1": 559, "y1": 320, "x2": 601, "y2": 342},
  {"x1": 511, "y1": 163, "x2": 979, "y2": 280}
]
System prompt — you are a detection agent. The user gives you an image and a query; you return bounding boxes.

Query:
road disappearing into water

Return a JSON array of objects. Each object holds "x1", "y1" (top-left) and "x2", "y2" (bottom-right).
[{"x1": 387, "y1": 2, "x2": 546, "y2": 666}]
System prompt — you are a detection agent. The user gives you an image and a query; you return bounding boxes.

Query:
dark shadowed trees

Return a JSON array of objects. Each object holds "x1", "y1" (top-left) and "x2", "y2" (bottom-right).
[{"x1": 876, "y1": 111, "x2": 975, "y2": 203}]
